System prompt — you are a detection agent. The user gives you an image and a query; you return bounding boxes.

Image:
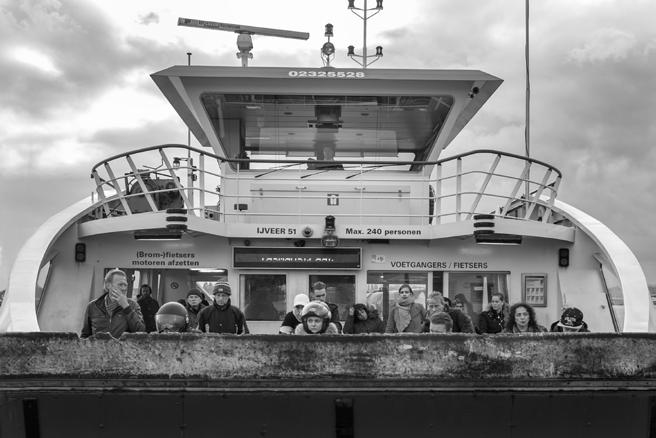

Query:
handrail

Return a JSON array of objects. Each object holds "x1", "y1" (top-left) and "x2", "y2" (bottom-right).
[
  {"x1": 89, "y1": 144, "x2": 563, "y2": 226},
  {"x1": 91, "y1": 144, "x2": 563, "y2": 178}
]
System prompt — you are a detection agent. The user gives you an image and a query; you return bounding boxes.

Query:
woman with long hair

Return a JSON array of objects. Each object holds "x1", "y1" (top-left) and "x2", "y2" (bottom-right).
[{"x1": 504, "y1": 302, "x2": 547, "y2": 333}]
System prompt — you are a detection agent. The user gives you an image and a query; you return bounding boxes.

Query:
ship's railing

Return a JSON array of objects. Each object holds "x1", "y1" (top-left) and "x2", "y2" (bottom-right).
[{"x1": 89, "y1": 144, "x2": 562, "y2": 225}]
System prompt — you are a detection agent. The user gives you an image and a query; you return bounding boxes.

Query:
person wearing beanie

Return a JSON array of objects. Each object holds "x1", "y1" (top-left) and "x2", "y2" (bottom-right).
[
  {"x1": 279, "y1": 293, "x2": 310, "y2": 334},
  {"x1": 183, "y1": 288, "x2": 207, "y2": 330},
  {"x1": 385, "y1": 284, "x2": 426, "y2": 333},
  {"x1": 550, "y1": 307, "x2": 590, "y2": 333},
  {"x1": 343, "y1": 303, "x2": 385, "y2": 334},
  {"x1": 197, "y1": 283, "x2": 249, "y2": 334}
]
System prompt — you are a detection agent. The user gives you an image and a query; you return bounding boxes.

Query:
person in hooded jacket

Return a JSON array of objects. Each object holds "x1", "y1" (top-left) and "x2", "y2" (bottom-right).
[
  {"x1": 385, "y1": 284, "x2": 426, "y2": 333},
  {"x1": 343, "y1": 303, "x2": 385, "y2": 334},
  {"x1": 197, "y1": 283, "x2": 249, "y2": 334}
]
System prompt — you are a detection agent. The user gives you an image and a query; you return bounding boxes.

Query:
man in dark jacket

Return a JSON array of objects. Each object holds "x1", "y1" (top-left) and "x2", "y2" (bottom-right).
[
  {"x1": 343, "y1": 303, "x2": 385, "y2": 334},
  {"x1": 137, "y1": 284, "x2": 160, "y2": 333},
  {"x1": 197, "y1": 283, "x2": 249, "y2": 334},
  {"x1": 423, "y1": 294, "x2": 474, "y2": 333},
  {"x1": 478, "y1": 292, "x2": 507, "y2": 334},
  {"x1": 81, "y1": 269, "x2": 145, "y2": 338},
  {"x1": 311, "y1": 281, "x2": 342, "y2": 332}
]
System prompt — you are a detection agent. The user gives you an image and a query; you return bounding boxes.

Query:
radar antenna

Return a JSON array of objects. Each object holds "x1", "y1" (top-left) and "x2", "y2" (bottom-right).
[{"x1": 178, "y1": 18, "x2": 310, "y2": 67}]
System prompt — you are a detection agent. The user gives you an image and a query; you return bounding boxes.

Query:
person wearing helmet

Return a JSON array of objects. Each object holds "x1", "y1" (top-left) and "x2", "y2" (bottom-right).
[
  {"x1": 279, "y1": 293, "x2": 310, "y2": 334},
  {"x1": 294, "y1": 301, "x2": 340, "y2": 335},
  {"x1": 155, "y1": 302, "x2": 194, "y2": 333}
]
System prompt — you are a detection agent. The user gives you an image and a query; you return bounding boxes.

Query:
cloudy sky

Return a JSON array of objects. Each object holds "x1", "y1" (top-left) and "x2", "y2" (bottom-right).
[{"x1": 0, "y1": 0, "x2": 655, "y2": 288}]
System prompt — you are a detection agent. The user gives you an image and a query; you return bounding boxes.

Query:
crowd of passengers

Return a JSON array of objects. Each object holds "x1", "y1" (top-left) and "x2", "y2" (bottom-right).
[{"x1": 81, "y1": 269, "x2": 590, "y2": 338}]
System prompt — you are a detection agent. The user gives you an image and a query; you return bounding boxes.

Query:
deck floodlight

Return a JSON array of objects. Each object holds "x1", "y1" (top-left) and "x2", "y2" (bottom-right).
[
  {"x1": 321, "y1": 235, "x2": 339, "y2": 248},
  {"x1": 348, "y1": 0, "x2": 355, "y2": 9},
  {"x1": 347, "y1": 45, "x2": 355, "y2": 56},
  {"x1": 322, "y1": 42, "x2": 335, "y2": 56},
  {"x1": 376, "y1": 0, "x2": 383, "y2": 9},
  {"x1": 320, "y1": 24, "x2": 336, "y2": 67},
  {"x1": 173, "y1": 157, "x2": 181, "y2": 169},
  {"x1": 375, "y1": 46, "x2": 383, "y2": 56}
]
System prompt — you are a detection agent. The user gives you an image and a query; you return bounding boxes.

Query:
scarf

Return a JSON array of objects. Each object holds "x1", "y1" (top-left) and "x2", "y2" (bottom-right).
[{"x1": 394, "y1": 303, "x2": 413, "y2": 332}]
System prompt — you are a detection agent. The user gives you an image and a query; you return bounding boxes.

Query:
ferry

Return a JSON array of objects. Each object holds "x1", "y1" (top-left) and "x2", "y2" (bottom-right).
[
  {"x1": 1, "y1": 10, "x2": 656, "y2": 437},
  {"x1": 1, "y1": 44, "x2": 652, "y2": 335}
]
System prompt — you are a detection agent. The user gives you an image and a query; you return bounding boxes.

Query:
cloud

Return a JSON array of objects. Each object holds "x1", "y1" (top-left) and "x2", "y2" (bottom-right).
[
  {"x1": 568, "y1": 28, "x2": 637, "y2": 64},
  {"x1": 138, "y1": 12, "x2": 159, "y2": 25},
  {"x1": 7, "y1": 46, "x2": 62, "y2": 76}
]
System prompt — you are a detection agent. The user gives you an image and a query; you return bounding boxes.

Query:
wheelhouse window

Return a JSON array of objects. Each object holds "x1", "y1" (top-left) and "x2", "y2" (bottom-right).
[
  {"x1": 366, "y1": 271, "x2": 429, "y2": 320},
  {"x1": 308, "y1": 274, "x2": 356, "y2": 321},
  {"x1": 240, "y1": 274, "x2": 286, "y2": 321},
  {"x1": 447, "y1": 272, "x2": 509, "y2": 315},
  {"x1": 201, "y1": 93, "x2": 454, "y2": 169},
  {"x1": 102, "y1": 267, "x2": 228, "y2": 305}
]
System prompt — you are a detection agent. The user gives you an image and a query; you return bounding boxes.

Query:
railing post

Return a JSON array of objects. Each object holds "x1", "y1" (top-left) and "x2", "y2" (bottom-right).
[
  {"x1": 125, "y1": 155, "x2": 158, "y2": 212},
  {"x1": 187, "y1": 157, "x2": 195, "y2": 213},
  {"x1": 435, "y1": 163, "x2": 442, "y2": 224},
  {"x1": 92, "y1": 170, "x2": 112, "y2": 217},
  {"x1": 199, "y1": 154, "x2": 205, "y2": 218},
  {"x1": 467, "y1": 153, "x2": 501, "y2": 220},
  {"x1": 160, "y1": 149, "x2": 192, "y2": 210},
  {"x1": 456, "y1": 158, "x2": 462, "y2": 222},
  {"x1": 524, "y1": 168, "x2": 552, "y2": 220},
  {"x1": 104, "y1": 162, "x2": 132, "y2": 215}
]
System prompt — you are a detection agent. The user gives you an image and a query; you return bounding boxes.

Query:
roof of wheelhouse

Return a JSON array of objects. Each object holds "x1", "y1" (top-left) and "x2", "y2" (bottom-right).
[{"x1": 151, "y1": 66, "x2": 502, "y2": 161}]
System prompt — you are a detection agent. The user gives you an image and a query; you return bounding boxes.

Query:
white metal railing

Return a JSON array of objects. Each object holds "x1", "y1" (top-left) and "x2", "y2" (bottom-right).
[{"x1": 89, "y1": 145, "x2": 562, "y2": 225}]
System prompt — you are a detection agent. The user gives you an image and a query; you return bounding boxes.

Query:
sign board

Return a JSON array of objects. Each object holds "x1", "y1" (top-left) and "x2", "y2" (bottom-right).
[{"x1": 234, "y1": 247, "x2": 361, "y2": 269}]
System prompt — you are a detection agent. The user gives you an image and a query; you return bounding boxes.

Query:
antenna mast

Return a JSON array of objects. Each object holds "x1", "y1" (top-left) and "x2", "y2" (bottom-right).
[
  {"x1": 346, "y1": 0, "x2": 384, "y2": 68},
  {"x1": 178, "y1": 18, "x2": 310, "y2": 67}
]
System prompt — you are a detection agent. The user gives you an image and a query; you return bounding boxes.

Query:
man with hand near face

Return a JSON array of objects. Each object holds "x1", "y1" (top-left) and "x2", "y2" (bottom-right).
[{"x1": 81, "y1": 269, "x2": 145, "y2": 338}]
